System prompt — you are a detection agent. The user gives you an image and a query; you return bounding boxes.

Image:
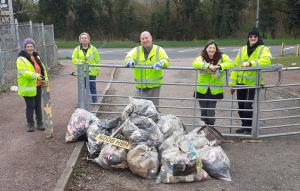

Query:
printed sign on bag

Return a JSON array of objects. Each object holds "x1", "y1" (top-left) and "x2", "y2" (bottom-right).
[{"x1": 96, "y1": 134, "x2": 132, "y2": 150}]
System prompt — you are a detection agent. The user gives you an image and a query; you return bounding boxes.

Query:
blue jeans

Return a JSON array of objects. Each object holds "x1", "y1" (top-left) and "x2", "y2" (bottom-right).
[{"x1": 86, "y1": 75, "x2": 97, "y2": 103}]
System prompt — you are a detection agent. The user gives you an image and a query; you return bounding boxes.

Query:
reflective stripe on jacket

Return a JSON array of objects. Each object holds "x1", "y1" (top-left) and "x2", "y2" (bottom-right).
[
  {"x1": 72, "y1": 45, "x2": 101, "y2": 76},
  {"x1": 17, "y1": 56, "x2": 48, "y2": 96},
  {"x1": 229, "y1": 45, "x2": 272, "y2": 86},
  {"x1": 124, "y1": 45, "x2": 170, "y2": 88},
  {"x1": 192, "y1": 54, "x2": 233, "y2": 95}
]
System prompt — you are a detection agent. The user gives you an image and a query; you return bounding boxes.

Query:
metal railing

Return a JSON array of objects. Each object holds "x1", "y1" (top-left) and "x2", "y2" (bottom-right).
[
  {"x1": 77, "y1": 63, "x2": 300, "y2": 139},
  {"x1": 0, "y1": 21, "x2": 57, "y2": 84}
]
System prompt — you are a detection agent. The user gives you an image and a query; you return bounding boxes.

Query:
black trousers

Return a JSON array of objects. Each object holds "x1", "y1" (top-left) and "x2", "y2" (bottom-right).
[
  {"x1": 195, "y1": 89, "x2": 222, "y2": 126},
  {"x1": 199, "y1": 100, "x2": 217, "y2": 125},
  {"x1": 23, "y1": 86, "x2": 43, "y2": 125},
  {"x1": 237, "y1": 88, "x2": 256, "y2": 127}
]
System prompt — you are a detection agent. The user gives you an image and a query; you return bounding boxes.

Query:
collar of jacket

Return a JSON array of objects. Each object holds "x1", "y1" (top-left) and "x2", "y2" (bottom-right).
[
  {"x1": 18, "y1": 50, "x2": 44, "y2": 76},
  {"x1": 80, "y1": 44, "x2": 91, "y2": 50}
]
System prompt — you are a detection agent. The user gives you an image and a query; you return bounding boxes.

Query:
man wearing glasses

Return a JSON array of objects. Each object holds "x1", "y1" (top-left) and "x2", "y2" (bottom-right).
[
  {"x1": 124, "y1": 31, "x2": 170, "y2": 108},
  {"x1": 230, "y1": 27, "x2": 272, "y2": 134}
]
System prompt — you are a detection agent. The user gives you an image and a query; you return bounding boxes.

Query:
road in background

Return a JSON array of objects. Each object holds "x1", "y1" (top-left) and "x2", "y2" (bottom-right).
[{"x1": 58, "y1": 46, "x2": 296, "y2": 61}]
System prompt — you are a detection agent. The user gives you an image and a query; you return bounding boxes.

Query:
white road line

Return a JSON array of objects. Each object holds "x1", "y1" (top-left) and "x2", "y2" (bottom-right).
[
  {"x1": 220, "y1": 47, "x2": 226, "y2": 50},
  {"x1": 232, "y1": 49, "x2": 240, "y2": 52},
  {"x1": 99, "y1": 50, "x2": 114, "y2": 53},
  {"x1": 166, "y1": 48, "x2": 175, "y2": 51},
  {"x1": 100, "y1": 49, "x2": 127, "y2": 54},
  {"x1": 284, "y1": 47, "x2": 295, "y2": 50},
  {"x1": 178, "y1": 48, "x2": 200, "y2": 53}
]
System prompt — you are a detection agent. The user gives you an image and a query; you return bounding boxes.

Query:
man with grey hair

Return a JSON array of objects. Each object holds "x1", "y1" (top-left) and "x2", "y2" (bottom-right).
[{"x1": 124, "y1": 31, "x2": 170, "y2": 108}]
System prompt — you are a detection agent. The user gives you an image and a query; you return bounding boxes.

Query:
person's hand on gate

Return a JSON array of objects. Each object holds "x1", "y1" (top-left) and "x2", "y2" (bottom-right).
[
  {"x1": 208, "y1": 64, "x2": 218, "y2": 72},
  {"x1": 126, "y1": 60, "x2": 135, "y2": 68},
  {"x1": 241, "y1": 61, "x2": 251, "y2": 67},
  {"x1": 153, "y1": 61, "x2": 162, "y2": 70}
]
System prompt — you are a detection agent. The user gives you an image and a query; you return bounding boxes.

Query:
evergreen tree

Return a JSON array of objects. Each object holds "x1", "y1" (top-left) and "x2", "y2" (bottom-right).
[{"x1": 38, "y1": 0, "x2": 68, "y2": 37}]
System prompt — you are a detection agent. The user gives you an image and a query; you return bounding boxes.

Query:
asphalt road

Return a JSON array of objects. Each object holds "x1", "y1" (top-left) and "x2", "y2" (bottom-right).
[{"x1": 58, "y1": 45, "x2": 297, "y2": 61}]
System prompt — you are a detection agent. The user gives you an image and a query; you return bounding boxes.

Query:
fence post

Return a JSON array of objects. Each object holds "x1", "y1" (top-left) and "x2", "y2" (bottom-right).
[
  {"x1": 51, "y1": 24, "x2": 58, "y2": 66},
  {"x1": 15, "y1": 19, "x2": 21, "y2": 51},
  {"x1": 252, "y1": 70, "x2": 261, "y2": 139},
  {"x1": 280, "y1": 42, "x2": 284, "y2": 56},
  {"x1": 193, "y1": 69, "x2": 198, "y2": 128},
  {"x1": 29, "y1": 20, "x2": 33, "y2": 38},
  {"x1": 296, "y1": 44, "x2": 299, "y2": 56},
  {"x1": 77, "y1": 64, "x2": 86, "y2": 109},
  {"x1": 85, "y1": 63, "x2": 91, "y2": 111},
  {"x1": 41, "y1": 22, "x2": 48, "y2": 67}
]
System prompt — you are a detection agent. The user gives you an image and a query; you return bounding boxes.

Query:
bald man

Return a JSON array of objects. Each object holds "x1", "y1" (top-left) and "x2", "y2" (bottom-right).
[{"x1": 124, "y1": 31, "x2": 170, "y2": 108}]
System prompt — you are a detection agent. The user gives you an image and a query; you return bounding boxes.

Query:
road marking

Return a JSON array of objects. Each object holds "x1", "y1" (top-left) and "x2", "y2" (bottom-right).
[
  {"x1": 284, "y1": 47, "x2": 295, "y2": 50},
  {"x1": 178, "y1": 48, "x2": 200, "y2": 53},
  {"x1": 99, "y1": 49, "x2": 128, "y2": 54},
  {"x1": 166, "y1": 48, "x2": 175, "y2": 51},
  {"x1": 99, "y1": 50, "x2": 114, "y2": 53},
  {"x1": 232, "y1": 48, "x2": 240, "y2": 52}
]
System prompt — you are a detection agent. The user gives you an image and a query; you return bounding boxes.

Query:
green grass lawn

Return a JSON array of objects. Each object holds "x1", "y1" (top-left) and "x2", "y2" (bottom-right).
[
  {"x1": 56, "y1": 39, "x2": 300, "y2": 48},
  {"x1": 272, "y1": 55, "x2": 300, "y2": 67}
]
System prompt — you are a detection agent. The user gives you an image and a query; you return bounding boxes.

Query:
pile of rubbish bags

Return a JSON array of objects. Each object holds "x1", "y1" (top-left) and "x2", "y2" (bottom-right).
[{"x1": 65, "y1": 98, "x2": 232, "y2": 183}]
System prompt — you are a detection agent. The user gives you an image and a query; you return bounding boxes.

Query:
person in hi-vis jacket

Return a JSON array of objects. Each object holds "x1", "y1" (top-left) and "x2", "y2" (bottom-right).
[{"x1": 124, "y1": 31, "x2": 170, "y2": 107}]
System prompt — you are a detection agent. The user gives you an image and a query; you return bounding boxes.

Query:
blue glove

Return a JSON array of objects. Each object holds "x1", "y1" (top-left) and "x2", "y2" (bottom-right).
[
  {"x1": 153, "y1": 61, "x2": 162, "y2": 70},
  {"x1": 126, "y1": 60, "x2": 135, "y2": 68}
]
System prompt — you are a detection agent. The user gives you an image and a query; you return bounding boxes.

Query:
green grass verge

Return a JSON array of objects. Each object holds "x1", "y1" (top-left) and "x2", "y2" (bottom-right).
[
  {"x1": 56, "y1": 38, "x2": 300, "y2": 48},
  {"x1": 272, "y1": 55, "x2": 300, "y2": 67}
]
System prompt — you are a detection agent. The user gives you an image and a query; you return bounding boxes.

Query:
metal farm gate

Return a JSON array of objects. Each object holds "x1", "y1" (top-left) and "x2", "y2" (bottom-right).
[{"x1": 76, "y1": 63, "x2": 300, "y2": 139}]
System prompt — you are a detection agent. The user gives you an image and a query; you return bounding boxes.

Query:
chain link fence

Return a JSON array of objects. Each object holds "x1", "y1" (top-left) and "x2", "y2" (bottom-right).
[{"x1": 0, "y1": 21, "x2": 57, "y2": 85}]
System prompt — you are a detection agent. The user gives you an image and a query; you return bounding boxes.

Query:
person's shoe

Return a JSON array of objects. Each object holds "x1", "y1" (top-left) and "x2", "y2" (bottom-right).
[
  {"x1": 235, "y1": 128, "x2": 245, "y2": 134},
  {"x1": 37, "y1": 123, "x2": 45, "y2": 131},
  {"x1": 244, "y1": 129, "x2": 252, "y2": 135},
  {"x1": 27, "y1": 124, "x2": 35, "y2": 132}
]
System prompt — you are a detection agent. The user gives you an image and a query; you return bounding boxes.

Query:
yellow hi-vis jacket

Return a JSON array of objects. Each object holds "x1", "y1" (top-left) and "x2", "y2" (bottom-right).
[
  {"x1": 17, "y1": 56, "x2": 48, "y2": 97},
  {"x1": 192, "y1": 54, "x2": 234, "y2": 95},
  {"x1": 229, "y1": 45, "x2": 272, "y2": 86},
  {"x1": 124, "y1": 45, "x2": 170, "y2": 88},
  {"x1": 72, "y1": 45, "x2": 100, "y2": 76}
]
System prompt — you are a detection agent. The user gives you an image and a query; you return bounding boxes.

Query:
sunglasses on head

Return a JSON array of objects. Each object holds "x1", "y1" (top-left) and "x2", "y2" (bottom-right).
[{"x1": 249, "y1": 35, "x2": 258, "y2": 38}]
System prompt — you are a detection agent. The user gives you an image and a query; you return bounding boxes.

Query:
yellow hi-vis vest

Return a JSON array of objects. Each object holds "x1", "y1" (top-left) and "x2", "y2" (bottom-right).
[
  {"x1": 229, "y1": 45, "x2": 272, "y2": 86},
  {"x1": 72, "y1": 45, "x2": 101, "y2": 76},
  {"x1": 17, "y1": 56, "x2": 48, "y2": 97},
  {"x1": 124, "y1": 45, "x2": 170, "y2": 88},
  {"x1": 192, "y1": 54, "x2": 234, "y2": 95}
]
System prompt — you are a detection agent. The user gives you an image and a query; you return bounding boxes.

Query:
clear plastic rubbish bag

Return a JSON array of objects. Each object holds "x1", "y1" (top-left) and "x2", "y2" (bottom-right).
[
  {"x1": 157, "y1": 146, "x2": 209, "y2": 183},
  {"x1": 157, "y1": 115, "x2": 186, "y2": 139},
  {"x1": 198, "y1": 145, "x2": 231, "y2": 181},
  {"x1": 179, "y1": 127, "x2": 209, "y2": 153},
  {"x1": 127, "y1": 144, "x2": 159, "y2": 179},
  {"x1": 122, "y1": 97, "x2": 160, "y2": 122},
  {"x1": 95, "y1": 144, "x2": 128, "y2": 170},
  {"x1": 122, "y1": 118, "x2": 164, "y2": 147},
  {"x1": 65, "y1": 108, "x2": 99, "y2": 142},
  {"x1": 156, "y1": 164, "x2": 209, "y2": 183}
]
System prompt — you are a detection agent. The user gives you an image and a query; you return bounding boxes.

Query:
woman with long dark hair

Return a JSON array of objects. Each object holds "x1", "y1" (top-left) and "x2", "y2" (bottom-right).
[{"x1": 192, "y1": 40, "x2": 233, "y2": 125}]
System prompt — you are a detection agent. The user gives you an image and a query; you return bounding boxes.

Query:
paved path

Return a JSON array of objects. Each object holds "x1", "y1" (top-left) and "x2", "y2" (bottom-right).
[{"x1": 0, "y1": 60, "x2": 113, "y2": 191}]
